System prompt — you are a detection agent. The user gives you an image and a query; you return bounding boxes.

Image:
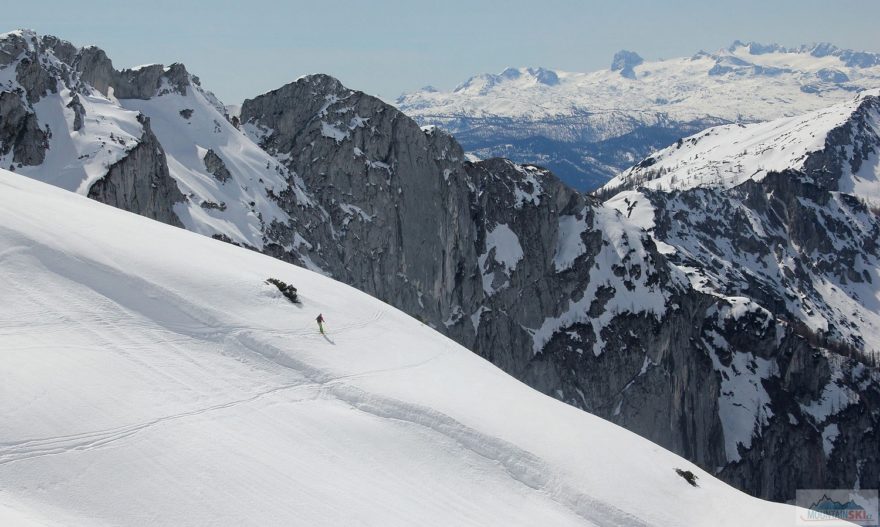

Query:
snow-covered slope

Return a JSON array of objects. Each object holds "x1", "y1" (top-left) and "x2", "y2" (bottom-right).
[
  {"x1": 117, "y1": 80, "x2": 300, "y2": 248},
  {"x1": 397, "y1": 42, "x2": 880, "y2": 189},
  {"x1": 0, "y1": 170, "x2": 804, "y2": 526},
  {"x1": 604, "y1": 89, "x2": 880, "y2": 202}
]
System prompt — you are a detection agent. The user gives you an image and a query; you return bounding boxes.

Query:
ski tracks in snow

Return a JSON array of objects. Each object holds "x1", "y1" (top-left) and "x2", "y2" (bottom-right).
[
  {"x1": 0, "y1": 382, "x2": 319, "y2": 466},
  {"x1": 0, "y1": 329, "x2": 446, "y2": 469},
  {"x1": 1, "y1": 236, "x2": 647, "y2": 525},
  {"x1": 229, "y1": 331, "x2": 651, "y2": 527}
]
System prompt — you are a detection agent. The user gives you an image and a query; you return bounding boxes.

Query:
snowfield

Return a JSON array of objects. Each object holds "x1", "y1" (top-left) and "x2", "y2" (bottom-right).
[
  {"x1": 604, "y1": 88, "x2": 880, "y2": 201},
  {"x1": 0, "y1": 170, "x2": 808, "y2": 526}
]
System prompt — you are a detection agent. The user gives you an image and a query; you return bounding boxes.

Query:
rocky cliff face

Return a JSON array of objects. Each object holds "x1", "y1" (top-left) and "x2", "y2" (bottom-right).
[
  {"x1": 3, "y1": 30, "x2": 877, "y2": 503},
  {"x1": 0, "y1": 89, "x2": 47, "y2": 167},
  {"x1": 87, "y1": 114, "x2": 185, "y2": 225},
  {"x1": 242, "y1": 75, "x2": 480, "y2": 328},
  {"x1": 241, "y1": 77, "x2": 676, "y2": 377},
  {"x1": 604, "y1": 91, "x2": 880, "y2": 357},
  {"x1": 241, "y1": 75, "x2": 880, "y2": 501},
  {"x1": 72, "y1": 45, "x2": 190, "y2": 100},
  {"x1": 597, "y1": 174, "x2": 880, "y2": 499}
]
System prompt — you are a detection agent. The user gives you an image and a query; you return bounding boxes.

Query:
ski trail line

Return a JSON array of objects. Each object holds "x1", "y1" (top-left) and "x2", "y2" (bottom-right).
[{"x1": 0, "y1": 382, "x2": 319, "y2": 466}]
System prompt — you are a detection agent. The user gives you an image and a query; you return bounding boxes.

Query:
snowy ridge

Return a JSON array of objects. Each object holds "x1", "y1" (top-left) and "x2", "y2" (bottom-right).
[
  {"x1": 0, "y1": 32, "x2": 143, "y2": 192},
  {"x1": 0, "y1": 170, "x2": 805, "y2": 526},
  {"x1": 602, "y1": 89, "x2": 880, "y2": 358},
  {"x1": 604, "y1": 89, "x2": 880, "y2": 201}
]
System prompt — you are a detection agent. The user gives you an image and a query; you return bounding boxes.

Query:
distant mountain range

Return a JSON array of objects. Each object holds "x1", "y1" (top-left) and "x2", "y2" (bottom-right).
[
  {"x1": 397, "y1": 41, "x2": 880, "y2": 190},
  {"x1": 1, "y1": 29, "x2": 877, "y2": 504}
]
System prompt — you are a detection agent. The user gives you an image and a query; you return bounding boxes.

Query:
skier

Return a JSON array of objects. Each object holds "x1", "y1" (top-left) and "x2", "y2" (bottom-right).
[{"x1": 316, "y1": 313, "x2": 325, "y2": 334}]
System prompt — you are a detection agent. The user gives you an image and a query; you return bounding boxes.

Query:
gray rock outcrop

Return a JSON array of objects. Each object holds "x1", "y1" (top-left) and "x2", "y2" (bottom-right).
[
  {"x1": 16, "y1": 54, "x2": 57, "y2": 103},
  {"x1": 87, "y1": 114, "x2": 185, "y2": 226},
  {"x1": 75, "y1": 46, "x2": 190, "y2": 100},
  {"x1": 203, "y1": 149, "x2": 232, "y2": 183},
  {"x1": 611, "y1": 50, "x2": 643, "y2": 79},
  {"x1": 0, "y1": 90, "x2": 48, "y2": 166},
  {"x1": 65, "y1": 93, "x2": 85, "y2": 131}
]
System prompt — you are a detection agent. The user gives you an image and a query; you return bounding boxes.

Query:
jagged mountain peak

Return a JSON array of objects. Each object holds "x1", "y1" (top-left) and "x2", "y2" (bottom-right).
[
  {"x1": 726, "y1": 40, "x2": 788, "y2": 55},
  {"x1": 0, "y1": 29, "x2": 201, "y2": 101},
  {"x1": 289, "y1": 72, "x2": 347, "y2": 91},
  {"x1": 498, "y1": 66, "x2": 521, "y2": 79},
  {"x1": 0, "y1": 28, "x2": 35, "y2": 51},
  {"x1": 241, "y1": 72, "x2": 396, "y2": 150},
  {"x1": 243, "y1": 72, "x2": 462, "y2": 160},
  {"x1": 528, "y1": 67, "x2": 560, "y2": 85}
]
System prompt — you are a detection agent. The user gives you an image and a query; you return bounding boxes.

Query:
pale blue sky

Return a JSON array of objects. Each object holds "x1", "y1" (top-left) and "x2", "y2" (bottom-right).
[{"x1": 7, "y1": 0, "x2": 880, "y2": 104}]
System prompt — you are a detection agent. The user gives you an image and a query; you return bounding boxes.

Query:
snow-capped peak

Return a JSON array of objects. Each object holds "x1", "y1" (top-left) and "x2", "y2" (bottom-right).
[
  {"x1": 452, "y1": 66, "x2": 561, "y2": 95},
  {"x1": 0, "y1": 28, "x2": 36, "y2": 43}
]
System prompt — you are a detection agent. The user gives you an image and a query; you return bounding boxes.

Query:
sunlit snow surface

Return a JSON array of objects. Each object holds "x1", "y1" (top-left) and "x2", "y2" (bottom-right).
[
  {"x1": 0, "y1": 171, "x2": 805, "y2": 526},
  {"x1": 119, "y1": 85, "x2": 298, "y2": 249},
  {"x1": 605, "y1": 89, "x2": 880, "y2": 202}
]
